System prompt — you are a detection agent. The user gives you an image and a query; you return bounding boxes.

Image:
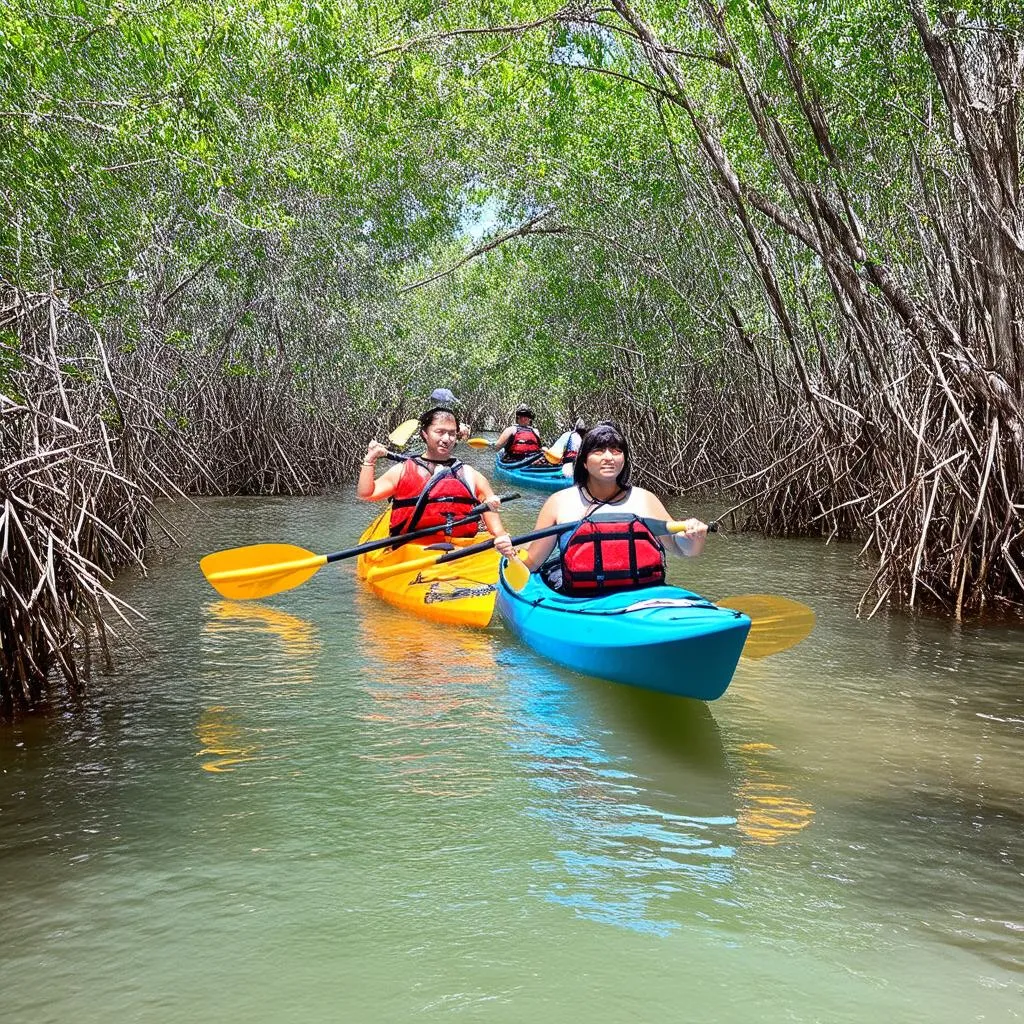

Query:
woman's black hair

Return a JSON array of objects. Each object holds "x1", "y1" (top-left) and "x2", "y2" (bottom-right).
[
  {"x1": 573, "y1": 420, "x2": 632, "y2": 489},
  {"x1": 419, "y1": 405, "x2": 459, "y2": 436}
]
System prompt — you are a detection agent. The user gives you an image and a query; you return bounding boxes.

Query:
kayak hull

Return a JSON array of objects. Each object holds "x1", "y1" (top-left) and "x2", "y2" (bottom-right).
[
  {"x1": 495, "y1": 564, "x2": 751, "y2": 700},
  {"x1": 493, "y1": 457, "x2": 569, "y2": 493},
  {"x1": 356, "y1": 510, "x2": 498, "y2": 628}
]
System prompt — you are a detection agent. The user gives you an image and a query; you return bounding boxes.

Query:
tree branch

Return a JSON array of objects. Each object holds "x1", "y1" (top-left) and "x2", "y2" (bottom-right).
[
  {"x1": 372, "y1": 8, "x2": 573, "y2": 58},
  {"x1": 398, "y1": 211, "x2": 569, "y2": 294}
]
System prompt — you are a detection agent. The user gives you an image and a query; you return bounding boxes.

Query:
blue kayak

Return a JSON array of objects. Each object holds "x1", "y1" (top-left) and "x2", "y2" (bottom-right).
[
  {"x1": 496, "y1": 564, "x2": 751, "y2": 700},
  {"x1": 493, "y1": 457, "x2": 569, "y2": 493}
]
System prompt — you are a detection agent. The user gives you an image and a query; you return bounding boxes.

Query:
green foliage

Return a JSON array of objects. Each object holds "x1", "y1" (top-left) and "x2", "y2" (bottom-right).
[{"x1": 3, "y1": 0, "x2": 1014, "y2": 431}]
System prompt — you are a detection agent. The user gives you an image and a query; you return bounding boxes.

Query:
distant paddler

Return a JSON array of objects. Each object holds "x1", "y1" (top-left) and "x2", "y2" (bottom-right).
[
  {"x1": 359, "y1": 404, "x2": 516, "y2": 558},
  {"x1": 558, "y1": 417, "x2": 587, "y2": 477},
  {"x1": 494, "y1": 404, "x2": 544, "y2": 465}
]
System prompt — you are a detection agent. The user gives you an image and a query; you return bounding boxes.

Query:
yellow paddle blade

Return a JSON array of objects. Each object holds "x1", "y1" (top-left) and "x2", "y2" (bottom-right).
[
  {"x1": 466, "y1": 437, "x2": 493, "y2": 449},
  {"x1": 541, "y1": 448, "x2": 561, "y2": 465},
  {"x1": 503, "y1": 552, "x2": 532, "y2": 591},
  {"x1": 718, "y1": 594, "x2": 816, "y2": 659},
  {"x1": 387, "y1": 419, "x2": 420, "y2": 447},
  {"x1": 200, "y1": 543, "x2": 327, "y2": 600}
]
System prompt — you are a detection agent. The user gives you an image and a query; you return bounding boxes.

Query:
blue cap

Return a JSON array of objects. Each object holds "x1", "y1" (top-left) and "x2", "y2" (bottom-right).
[{"x1": 430, "y1": 388, "x2": 459, "y2": 406}]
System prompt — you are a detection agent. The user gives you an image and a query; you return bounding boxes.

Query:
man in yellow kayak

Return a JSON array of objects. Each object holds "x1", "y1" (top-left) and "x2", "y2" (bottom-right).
[
  {"x1": 494, "y1": 404, "x2": 544, "y2": 464},
  {"x1": 359, "y1": 405, "x2": 516, "y2": 557}
]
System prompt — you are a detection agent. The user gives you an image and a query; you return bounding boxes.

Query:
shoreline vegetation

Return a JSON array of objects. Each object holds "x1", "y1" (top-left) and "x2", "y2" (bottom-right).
[{"x1": 3, "y1": 0, "x2": 1022, "y2": 715}]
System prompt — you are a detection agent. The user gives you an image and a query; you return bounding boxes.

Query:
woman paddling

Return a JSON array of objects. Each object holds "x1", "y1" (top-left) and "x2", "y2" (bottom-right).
[
  {"x1": 517, "y1": 420, "x2": 708, "y2": 594},
  {"x1": 359, "y1": 405, "x2": 516, "y2": 558}
]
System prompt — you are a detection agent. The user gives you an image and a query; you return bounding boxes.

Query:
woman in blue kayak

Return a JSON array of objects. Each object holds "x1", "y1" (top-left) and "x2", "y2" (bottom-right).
[{"x1": 517, "y1": 420, "x2": 708, "y2": 594}]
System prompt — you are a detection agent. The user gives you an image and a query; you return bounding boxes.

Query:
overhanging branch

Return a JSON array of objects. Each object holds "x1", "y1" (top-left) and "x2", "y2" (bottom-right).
[
  {"x1": 373, "y1": 7, "x2": 576, "y2": 58},
  {"x1": 398, "y1": 211, "x2": 569, "y2": 294}
]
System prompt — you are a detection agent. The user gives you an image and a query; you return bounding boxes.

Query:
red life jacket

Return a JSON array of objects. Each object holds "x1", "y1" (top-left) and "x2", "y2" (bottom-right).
[
  {"x1": 561, "y1": 433, "x2": 581, "y2": 464},
  {"x1": 389, "y1": 458, "x2": 479, "y2": 538},
  {"x1": 560, "y1": 514, "x2": 666, "y2": 595},
  {"x1": 505, "y1": 425, "x2": 541, "y2": 459}
]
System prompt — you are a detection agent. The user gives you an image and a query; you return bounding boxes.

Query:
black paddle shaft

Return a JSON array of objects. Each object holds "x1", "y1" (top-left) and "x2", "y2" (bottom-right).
[
  {"x1": 434, "y1": 516, "x2": 719, "y2": 566},
  {"x1": 325, "y1": 492, "x2": 520, "y2": 564},
  {"x1": 435, "y1": 521, "x2": 574, "y2": 564},
  {"x1": 500, "y1": 453, "x2": 556, "y2": 470}
]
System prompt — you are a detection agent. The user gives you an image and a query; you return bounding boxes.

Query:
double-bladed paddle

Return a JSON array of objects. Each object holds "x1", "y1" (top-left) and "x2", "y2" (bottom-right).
[
  {"x1": 201, "y1": 492, "x2": 520, "y2": 600},
  {"x1": 364, "y1": 516, "x2": 815, "y2": 658},
  {"x1": 366, "y1": 515, "x2": 705, "y2": 585}
]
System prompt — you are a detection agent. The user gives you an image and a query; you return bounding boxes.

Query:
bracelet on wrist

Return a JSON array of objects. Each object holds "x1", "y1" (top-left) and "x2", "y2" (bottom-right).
[{"x1": 361, "y1": 461, "x2": 374, "y2": 468}]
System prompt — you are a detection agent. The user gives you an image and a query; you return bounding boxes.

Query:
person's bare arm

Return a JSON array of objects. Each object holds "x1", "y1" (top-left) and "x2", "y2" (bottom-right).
[
  {"x1": 641, "y1": 489, "x2": 708, "y2": 557},
  {"x1": 468, "y1": 469, "x2": 513, "y2": 556},
  {"x1": 356, "y1": 441, "x2": 403, "y2": 500}
]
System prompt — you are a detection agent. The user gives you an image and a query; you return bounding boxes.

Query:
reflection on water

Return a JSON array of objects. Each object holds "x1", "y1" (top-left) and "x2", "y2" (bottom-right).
[
  {"x1": 735, "y1": 743, "x2": 815, "y2": 845},
  {"x1": 1, "y1": 495, "x2": 1022, "y2": 1023},
  {"x1": 501, "y1": 651, "x2": 738, "y2": 937},
  {"x1": 202, "y1": 599, "x2": 321, "y2": 672},
  {"x1": 196, "y1": 599, "x2": 322, "y2": 772},
  {"x1": 196, "y1": 705, "x2": 260, "y2": 773},
  {"x1": 353, "y1": 592, "x2": 506, "y2": 798}
]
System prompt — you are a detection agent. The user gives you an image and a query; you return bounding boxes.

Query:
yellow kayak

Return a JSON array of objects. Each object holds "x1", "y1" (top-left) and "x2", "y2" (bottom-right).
[{"x1": 356, "y1": 509, "x2": 500, "y2": 628}]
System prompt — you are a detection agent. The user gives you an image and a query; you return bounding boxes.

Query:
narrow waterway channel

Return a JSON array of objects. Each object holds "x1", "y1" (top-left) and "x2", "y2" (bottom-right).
[{"x1": 2, "y1": 473, "x2": 1021, "y2": 1022}]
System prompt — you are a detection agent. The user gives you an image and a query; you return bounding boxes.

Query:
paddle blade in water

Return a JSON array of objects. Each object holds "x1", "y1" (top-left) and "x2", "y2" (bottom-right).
[
  {"x1": 503, "y1": 553, "x2": 531, "y2": 591},
  {"x1": 466, "y1": 437, "x2": 492, "y2": 449},
  {"x1": 718, "y1": 594, "x2": 815, "y2": 659},
  {"x1": 200, "y1": 543, "x2": 327, "y2": 600},
  {"x1": 387, "y1": 419, "x2": 420, "y2": 447}
]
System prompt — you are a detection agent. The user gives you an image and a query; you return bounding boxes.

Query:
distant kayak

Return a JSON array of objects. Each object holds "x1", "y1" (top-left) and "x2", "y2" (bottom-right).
[
  {"x1": 495, "y1": 562, "x2": 751, "y2": 700},
  {"x1": 493, "y1": 456, "x2": 568, "y2": 493},
  {"x1": 356, "y1": 510, "x2": 499, "y2": 627}
]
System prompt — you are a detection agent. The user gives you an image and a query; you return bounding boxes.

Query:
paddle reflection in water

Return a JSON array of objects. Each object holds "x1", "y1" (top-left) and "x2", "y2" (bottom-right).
[
  {"x1": 195, "y1": 705, "x2": 260, "y2": 774},
  {"x1": 499, "y1": 648, "x2": 738, "y2": 938},
  {"x1": 201, "y1": 599, "x2": 321, "y2": 670},
  {"x1": 353, "y1": 591, "x2": 507, "y2": 799},
  {"x1": 734, "y1": 742, "x2": 816, "y2": 846},
  {"x1": 196, "y1": 600, "x2": 322, "y2": 773}
]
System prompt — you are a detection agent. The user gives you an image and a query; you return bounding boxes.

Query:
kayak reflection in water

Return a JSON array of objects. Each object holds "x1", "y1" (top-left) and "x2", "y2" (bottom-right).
[{"x1": 519, "y1": 420, "x2": 709, "y2": 594}]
